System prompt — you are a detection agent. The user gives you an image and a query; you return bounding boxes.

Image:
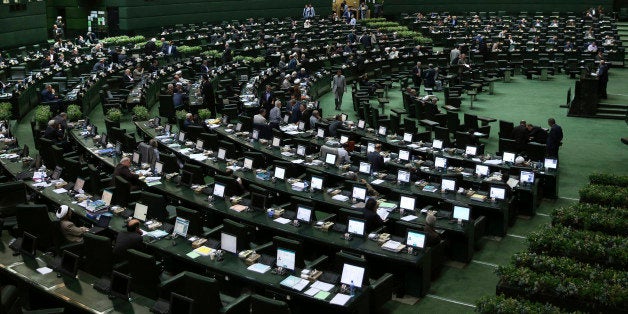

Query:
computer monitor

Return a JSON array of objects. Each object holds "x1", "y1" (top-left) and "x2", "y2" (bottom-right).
[
  {"x1": 317, "y1": 128, "x2": 325, "y2": 138},
  {"x1": 434, "y1": 157, "x2": 447, "y2": 169},
  {"x1": 340, "y1": 135, "x2": 349, "y2": 144},
  {"x1": 20, "y1": 231, "x2": 37, "y2": 257},
  {"x1": 399, "y1": 149, "x2": 410, "y2": 161},
  {"x1": 502, "y1": 152, "x2": 515, "y2": 163},
  {"x1": 453, "y1": 205, "x2": 471, "y2": 221},
  {"x1": 51, "y1": 166, "x2": 63, "y2": 180},
  {"x1": 272, "y1": 137, "x2": 281, "y2": 147},
  {"x1": 132, "y1": 152, "x2": 140, "y2": 165},
  {"x1": 175, "y1": 206, "x2": 202, "y2": 236},
  {"x1": 347, "y1": 218, "x2": 365, "y2": 237},
  {"x1": 101, "y1": 189, "x2": 113, "y2": 206},
  {"x1": 441, "y1": 178, "x2": 456, "y2": 191},
  {"x1": 465, "y1": 145, "x2": 478, "y2": 156},
  {"x1": 357, "y1": 119, "x2": 365, "y2": 129},
  {"x1": 352, "y1": 186, "x2": 367, "y2": 201},
  {"x1": 378, "y1": 126, "x2": 387, "y2": 136},
  {"x1": 221, "y1": 232, "x2": 238, "y2": 254},
  {"x1": 109, "y1": 271, "x2": 132, "y2": 300},
  {"x1": 296, "y1": 205, "x2": 313, "y2": 223},
  {"x1": 399, "y1": 195, "x2": 416, "y2": 212},
  {"x1": 213, "y1": 182, "x2": 225, "y2": 198},
  {"x1": 154, "y1": 161, "x2": 163, "y2": 174},
  {"x1": 178, "y1": 131, "x2": 186, "y2": 142},
  {"x1": 276, "y1": 248, "x2": 296, "y2": 271},
  {"x1": 133, "y1": 203, "x2": 148, "y2": 221},
  {"x1": 406, "y1": 230, "x2": 426, "y2": 249},
  {"x1": 235, "y1": 122, "x2": 243, "y2": 132},
  {"x1": 251, "y1": 129, "x2": 259, "y2": 140},
  {"x1": 432, "y1": 139, "x2": 443, "y2": 149},
  {"x1": 341, "y1": 263, "x2": 365, "y2": 288},
  {"x1": 325, "y1": 153, "x2": 337, "y2": 165},
  {"x1": 359, "y1": 161, "x2": 371, "y2": 174},
  {"x1": 397, "y1": 169, "x2": 411, "y2": 183},
  {"x1": 283, "y1": 114, "x2": 290, "y2": 124},
  {"x1": 367, "y1": 142, "x2": 375, "y2": 153},
  {"x1": 310, "y1": 176, "x2": 323, "y2": 190},
  {"x1": 249, "y1": 192, "x2": 267, "y2": 211},
  {"x1": 179, "y1": 170, "x2": 194, "y2": 187},
  {"x1": 195, "y1": 139, "x2": 204, "y2": 150},
  {"x1": 475, "y1": 164, "x2": 489, "y2": 177},
  {"x1": 520, "y1": 170, "x2": 535, "y2": 184},
  {"x1": 173, "y1": 217, "x2": 190, "y2": 237},
  {"x1": 544, "y1": 158, "x2": 558, "y2": 169},
  {"x1": 341, "y1": 113, "x2": 348, "y2": 122},
  {"x1": 170, "y1": 292, "x2": 194, "y2": 314},
  {"x1": 74, "y1": 177, "x2": 85, "y2": 192},
  {"x1": 165, "y1": 124, "x2": 171, "y2": 134},
  {"x1": 490, "y1": 186, "x2": 506, "y2": 200},
  {"x1": 274, "y1": 166, "x2": 286, "y2": 180},
  {"x1": 297, "y1": 121, "x2": 305, "y2": 131},
  {"x1": 243, "y1": 157, "x2": 254, "y2": 170},
  {"x1": 403, "y1": 133, "x2": 413, "y2": 143},
  {"x1": 217, "y1": 148, "x2": 227, "y2": 160},
  {"x1": 296, "y1": 145, "x2": 306, "y2": 156},
  {"x1": 59, "y1": 250, "x2": 80, "y2": 277}
]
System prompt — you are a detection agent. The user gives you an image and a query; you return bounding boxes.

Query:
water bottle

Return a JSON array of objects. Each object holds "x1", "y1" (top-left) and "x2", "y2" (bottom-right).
[{"x1": 350, "y1": 280, "x2": 355, "y2": 296}]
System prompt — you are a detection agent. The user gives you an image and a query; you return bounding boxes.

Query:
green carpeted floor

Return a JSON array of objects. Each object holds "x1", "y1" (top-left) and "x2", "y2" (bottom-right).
[{"x1": 10, "y1": 65, "x2": 627, "y2": 313}]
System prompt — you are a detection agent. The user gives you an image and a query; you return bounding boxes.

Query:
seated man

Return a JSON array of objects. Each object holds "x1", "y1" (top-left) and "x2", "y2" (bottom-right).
[
  {"x1": 183, "y1": 113, "x2": 195, "y2": 130},
  {"x1": 41, "y1": 85, "x2": 60, "y2": 103},
  {"x1": 56, "y1": 205, "x2": 88, "y2": 243},
  {"x1": 423, "y1": 213, "x2": 442, "y2": 247},
  {"x1": 43, "y1": 119, "x2": 63, "y2": 142},
  {"x1": 113, "y1": 219, "x2": 144, "y2": 262},
  {"x1": 172, "y1": 83, "x2": 188, "y2": 109},
  {"x1": 367, "y1": 143, "x2": 385, "y2": 172},
  {"x1": 113, "y1": 157, "x2": 141, "y2": 189},
  {"x1": 328, "y1": 114, "x2": 345, "y2": 137},
  {"x1": 362, "y1": 198, "x2": 385, "y2": 233}
]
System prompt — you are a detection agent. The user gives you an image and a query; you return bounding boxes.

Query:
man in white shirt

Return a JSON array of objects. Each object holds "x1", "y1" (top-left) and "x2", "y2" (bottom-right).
[{"x1": 253, "y1": 108, "x2": 268, "y2": 125}]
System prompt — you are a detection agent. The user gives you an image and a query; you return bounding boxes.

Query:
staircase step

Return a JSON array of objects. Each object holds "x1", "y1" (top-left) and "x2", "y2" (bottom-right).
[
  {"x1": 598, "y1": 103, "x2": 628, "y2": 110},
  {"x1": 593, "y1": 114, "x2": 626, "y2": 120},
  {"x1": 597, "y1": 108, "x2": 627, "y2": 114}
]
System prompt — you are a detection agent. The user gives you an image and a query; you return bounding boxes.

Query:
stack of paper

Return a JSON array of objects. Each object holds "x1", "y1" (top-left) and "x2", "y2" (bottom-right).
[
  {"x1": 376, "y1": 208, "x2": 390, "y2": 221},
  {"x1": 331, "y1": 194, "x2": 349, "y2": 202},
  {"x1": 330, "y1": 293, "x2": 352, "y2": 305},
  {"x1": 280, "y1": 275, "x2": 310, "y2": 291},
  {"x1": 193, "y1": 246, "x2": 214, "y2": 256},
  {"x1": 247, "y1": 263, "x2": 271, "y2": 273}
]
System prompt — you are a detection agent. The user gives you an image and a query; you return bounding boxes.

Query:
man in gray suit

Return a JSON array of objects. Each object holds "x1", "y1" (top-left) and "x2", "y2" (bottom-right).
[{"x1": 332, "y1": 70, "x2": 347, "y2": 110}]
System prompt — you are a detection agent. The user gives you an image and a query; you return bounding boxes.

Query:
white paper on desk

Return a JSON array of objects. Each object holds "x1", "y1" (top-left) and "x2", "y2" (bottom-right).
[
  {"x1": 305, "y1": 287, "x2": 320, "y2": 296},
  {"x1": 247, "y1": 263, "x2": 271, "y2": 273},
  {"x1": 178, "y1": 148, "x2": 191, "y2": 154},
  {"x1": 78, "y1": 200, "x2": 88, "y2": 208},
  {"x1": 371, "y1": 179, "x2": 385, "y2": 185},
  {"x1": 312, "y1": 280, "x2": 335, "y2": 292},
  {"x1": 484, "y1": 159, "x2": 502, "y2": 165},
  {"x1": 291, "y1": 182, "x2": 306, "y2": 191},
  {"x1": 167, "y1": 143, "x2": 181, "y2": 148},
  {"x1": 36, "y1": 267, "x2": 53, "y2": 275},
  {"x1": 407, "y1": 144, "x2": 420, "y2": 149},
  {"x1": 474, "y1": 132, "x2": 486, "y2": 137},
  {"x1": 32, "y1": 182, "x2": 51, "y2": 188},
  {"x1": 189, "y1": 153, "x2": 207, "y2": 161},
  {"x1": 460, "y1": 172, "x2": 472, "y2": 177},
  {"x1": 293, "y1": 278, "x2": 310, "y2": 291},
  {"x1": 53, "y1": 188, "x2": 68, "y2": 194},
  {"x1": 274, "y1": 217, "x2": 291, "y2": 224},
  {"x1": 471, "y1": 158, "x2": 482, "y2": 163},
  {"x1": 401, "y1": 215, "x2": 418, "y2": 221},
  {"x1": 208, "y1": 124, "x2": 220, "y2": 129},
  {"x1": 376, "y1": 208, "x2": 390, "y2": 220},
  {"x1": 291, "y1": 159, "x2": 304, "y2": 164},
  {"x1": 281, "y1": 151, "x2": 294, "y2": 157},
  {"x1": 507, "y1": 178, "x2": 519, "y2": 189},
  {"x1": 33, "y1": 172, "x2": 46, "y2": 179},
  {"x1": 383, "y1": 157, "x2": 391, "y2": 163},
  {"x1": 330, "y1": 293, "x2": 352, "y2": 306},
  {"x1": 145, "y1": 176, "x2": 162, "y2": 183},
  {"x1": 331, "y1": 194, "x2": 349, "y2": 202},
  {"x1": 156, "y1": 135, "x2": 170, "y2": 140}
]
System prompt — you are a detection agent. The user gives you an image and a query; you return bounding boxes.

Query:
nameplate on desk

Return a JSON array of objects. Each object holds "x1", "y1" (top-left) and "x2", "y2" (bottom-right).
[{"x1": 230, "y1": 204, "x2": 248, "y2": 212}]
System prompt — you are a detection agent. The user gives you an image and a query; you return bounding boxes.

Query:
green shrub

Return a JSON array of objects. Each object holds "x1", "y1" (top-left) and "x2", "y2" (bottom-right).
[
  {"x1": 132, "y1": 106, "x2": 149, "y2": 121},
  {"x1": 175, "y1": 109, "x2": 188, "y2": 120},
  {"x1": 476, "y1": 295, "x2": 570, "y2": 314},
  {"x1": 360, "y1": 18, "x2": 387, "y2": 24},
  {"x1": 589, "y1": 173, "x2": 628, "y2": 187},
  {"x1": 34, "y1": 105, "x2": 52, "y2": 124},
  {"x1": 197, "y1": 108, "x2": 212, "y2": 120},
  {"x1": 66, "y1": 104, "x2": 82, "y2": 121},
  {"x1": 106, "y1": 108, "x2": 122, "y2": 122},
  {"x1": 0, "y1": 102, "x2": 12, "y2": 120},
  {"x1": 579, "y1": 184, "x2": 628, "y2": 208},
  {"x1": 101, "y1": 35, "x2": 146, "y2": 46},
  {"x1": 178, "y1": 45, "x2": 202, "y2": 54},
  {"x1": 552, "y1": 203, "x2": 628, "y2": 236},
  {"x1": 202, "y1": 50, "x2": 221, "y2": 58}
]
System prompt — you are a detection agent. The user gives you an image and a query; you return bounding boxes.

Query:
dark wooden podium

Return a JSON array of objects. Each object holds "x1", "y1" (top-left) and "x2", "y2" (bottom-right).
[{"x1": 568, "y1": 77, "x2": 599, "y2": 117}]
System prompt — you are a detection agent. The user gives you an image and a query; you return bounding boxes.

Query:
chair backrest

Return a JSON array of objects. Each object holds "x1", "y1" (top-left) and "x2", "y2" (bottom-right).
[
  {"x1": 434, "y1": 126, "x2": 450, "y2": 145},
  {"x1": 113, "y1": 176, "x2": 132, "y2": 207},
  {"x1": 463, "y1": 113, "x2": 479, "y2": 131},
  {"x1": 250, "y1": 294, "x2": 291, "y2": 314},
  {"x1": 499, "y1": 120, "x2": 514, "y2": 138},
  {"x1": 454, "y1": 131, "x2": 472, "y2": 149},
  {"x1": 82, "y1": 233, "x2": 113, "y2": 278},
  {"x1": 0, "y1": 181, "x2": 27, "y2": 217},
  {"x1": 15, "y1": 203, "x2": 53, "y2": 251},
  {"x1": 158, "y1": 152, "x2": 180, "y2": 174},
  {"x1": 160, "y1": 271, "x2": 222, "y2": 314},
  {"x1": 127, "y1": 249, "x2": 161, "y2": 299},
  {"x1": 139, "y1": 191, "x2": 168, "y2": 222}
]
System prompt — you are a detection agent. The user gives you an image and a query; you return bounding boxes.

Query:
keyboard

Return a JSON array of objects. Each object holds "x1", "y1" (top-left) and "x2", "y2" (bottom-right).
[{"x1": 283, "y1": 210, "x2": 296, "y2": 220}]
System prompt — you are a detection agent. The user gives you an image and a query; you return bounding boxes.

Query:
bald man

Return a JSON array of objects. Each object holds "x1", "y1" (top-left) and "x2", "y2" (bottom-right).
[
  {"x1": 113, "y1": 157, "x2": 141, "y2": 189},
  {"x1": 113, "y1": 219, "x2": 144, "y2": 262}
]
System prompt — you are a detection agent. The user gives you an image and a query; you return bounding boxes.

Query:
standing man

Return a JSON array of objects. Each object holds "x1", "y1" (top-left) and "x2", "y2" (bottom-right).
[
  {"x1": 412, "y1": 62, "x2": 422, "y2": 89},
  {"x1": 269, "y1": 100, "x2": 283, "y2": 129},
  {"x1": 260, "y1": 85, "x2": 274, "y2": 114},
  {"x1": 200, "y1": 74, "x2": 216, "y2": 118},
  {"x1": 546, "y1": 118, "x2": 563, "y2": 158},
  {"x1": 367, "y1": 143, "x2": 385, "y2": 172},
  {"x1": 332, "y1": 70, "x2": 347, "y2": 110},
  {"x1": 450, "y1": 45, "x2": 460, "y2": 64},
  {"x1": 596, "y1": 60, "x2": 610, "y2": 99}
]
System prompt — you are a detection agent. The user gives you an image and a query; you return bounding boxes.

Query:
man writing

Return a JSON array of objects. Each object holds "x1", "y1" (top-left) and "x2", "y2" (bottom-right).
[{"x1": 113, "y1": 157, "x2": 141, "y2": 190}]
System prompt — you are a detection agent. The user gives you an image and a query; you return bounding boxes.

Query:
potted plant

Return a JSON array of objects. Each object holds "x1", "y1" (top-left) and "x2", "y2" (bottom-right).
[
  {"x1": 66, "y1": 104, "x2": 82, "y2": 122},
  {"x1": 0, "y1": 102, "x2": 12, "y2": 121},
  {"x1": 106, "y1": 108, "x2": 122, "y2": 122},
  {"x1": 132, "y1": 106, "x2": 149, "y2": 121},
  {"x1": 197, "y1": 108, "x2": 212, "y2": 120},
  {"x1": 34, "y1": 105, "x2": 52, "y2": 127},
  {"x1": 176, "y1": 109, "x2": 187, "y2": 130}
]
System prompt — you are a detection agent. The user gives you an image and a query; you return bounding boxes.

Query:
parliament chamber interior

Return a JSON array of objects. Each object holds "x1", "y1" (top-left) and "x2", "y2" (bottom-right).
[{"x1": 0, "y1": 0, "x2": 627, "y2": 313}]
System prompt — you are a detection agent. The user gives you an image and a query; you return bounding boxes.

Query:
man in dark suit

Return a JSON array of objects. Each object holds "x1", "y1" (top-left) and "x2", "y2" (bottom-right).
[
  {"x1": 526, "y1": 123, "x2": 547, "y2": 144},
  {"x1": 260, "y1": 85, "x2": 274, "y2": 113},
  {"x1": 165, "y1": 41, "x2": 178, "y2": 60},
  {"x1": 41, "y1": 56, "x2": 53, "y2": 68},
  {"x1": 113, "y1": 219, "x2": 144, "y2": 262},
  {"x1": 367, "y1": 143, "x2": 385, "y2": 172},
  {"x1": 511, "y1": 120, "x2": 529, "y2": 151},
  {"x1": 222, "y1": 43, "x2": 233, "y2": 63},
  {"x1": 423, "y1": 64, "x2": 436, "y2": 89},
  {"x1": 411, "y1": 62, "x2": 422, "y2": 89},
  {"x1": 362, "y1": 198, "x2": 385, "y2": 233},
  {"x1": 144, "y1": 38, "x2": 157, "y2": 55},
  {"x1": 92, "y1": 59, "x2": 105, "y2": 72},
  {"x1": 546, "y1": 118, "x2": 563, "y2": 158},
  {"x1": 596, "y1": 60, "x2": 609, "y2": 99},
  {"x1": 113, "y1": 157, "x2": 141, "y2": 188},
  {"x1": 200, "y1": 74, "x2": 216, "y2": 118},
  {"x1": 199, "y1": 60, "x2": 210, "y2": 74}
]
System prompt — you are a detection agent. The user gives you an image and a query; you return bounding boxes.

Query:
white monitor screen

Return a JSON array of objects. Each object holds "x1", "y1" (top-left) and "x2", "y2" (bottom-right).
[
  {"x1": 359, "y1": 162, "x2": 371, "y2": 174},
  {"x1": 465, "y1": 146, "x2": 477, "y2": 156},
  {"x1": 298, "y1": 121, "x2": 305, "y2": 131},
  {"x1": 173, "y1": 217, "x2": 190, "y2": 237},
  {"x1": 341, "y1": 113, "x2": 348, "y2": 122},
  {"x1": 399, "y1": 195, "x2": 416, "y2": 211},
  {"x1": 399, "y1": 149, "x2": 410, "y2": 161},
  {"x1": 154, "y1": 162, "x2": 163, "y2": 174},
  {"x1": 453, "y1": 205, "x2": 471, "y2": 221},
  {"x1": 132, "y1": 152, "x2": 140, "y2": 165},
  {"x1": 378, "y1": 126, "x2": 387, "y2": 136},
  {"x1": 274, "y1": 167, "x2": 286, "y2": 179},
  {"x1": 221, "y1": 232, "x2": 237, "y2": 254},
  {"x1": 243, "y1": 158, "x2": 253, "y2": 170},
  {"x1": 406, "y1": 230, "x2": 426, "y2": 249},
  {"x1": 296, "y1": 145, "x2": 306, "y2": 156},
  {"x1": 283, "y1": 114, "x2": 290, "y2": 123},
  {"x1": 74, "y1": 177, "x2": 85, "y2": 192},
  {"x1": 441, "y1": 178, "x2": 456, "y2": 191},
  {"x1": 165, "y1": 124, "x2": 171, "y2": 134},
  {"x1": 432, "y1": 139, "x2": 443, "y2": 149},
  {"x1": 544, "y1": 158, "x2": 558, "y2": 169},
  {"x1": 178, "y1": 132, "x2": 186, "y2": 142},
  {"x1": 272, "y1": 137, "x2": 281, "y2": 147},
  {"x1": 217, "y1": 148, "x2": 227, "y2": 160},
  {"x1": 397, "y1": 170, "x2": 411, "y2": 183},
  {"x1": 340, "y1": 135, "x2": 349, "y2": 144},
  {"x1": 475, "y1": 164, "x2": 489, "y2": 176},
  {"x1": 317, "y1": 128, "x2": 325, "y2": 138},
  {"x1": 357, "y1": 120, "x2": 365, "y2": 129},
  {"x1": 490, "y1": 186, "x2": 506, "y2": 200},
  {"x1": 101, "y1": 190, "x2": 113, "y2": 206},
  {"x1": 341, "y1": 263, "x2": 365, "y2": 288},
  {"x1": 310, "y1": 176, "x2": 323, "y2": 190},
  {"x1": 325, "y1": 153, "x2": 337, "y2": 165},
  {"x1": 236, "y1": 122, "x2": 242, "y2": 132},
  {"x1": 520, "y1": 170, "x2": 535, "y2": 184},
  {"x1": 367, "y1": 143, "x2": 375, "y2": 153},
  {"x1": 196, "y1": 140, "x2": 204, "y2": 150},
  {"x1": 347, "y1": 218, "x2": 365, "y2": 236},
  {"x1": 213, "y1": 183, "x2": 225, "y2": 198},
  {"x1": 435, "y1": 157, "x2": 447, "y2": 169},
  {"x1": 276, "y1": 248, "x2": 296, "y2": 270},
  {"x1": 133, "y1": 203, "x2": 148, "y2": 221},
  {"x1": 403, "y1": 133, "x2": 413, "y2": 142},
  {"x1": 503, "y1": 152, "x2": 515, "y2": 163},
  {"x1": 297, "y1": 206, "x2": 313, "y2": 223},
  {"x1": 352, "y1": 186, "x2": 367, "y2": 201},
  {"x1": 252, "y1": 129, "x2": 259, "y2": 140}
]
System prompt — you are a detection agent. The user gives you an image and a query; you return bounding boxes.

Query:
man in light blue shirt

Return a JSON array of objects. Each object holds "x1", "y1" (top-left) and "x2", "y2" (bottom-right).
[{"x1": 269, "y1": 100, "x2": 282, "y2": 129}]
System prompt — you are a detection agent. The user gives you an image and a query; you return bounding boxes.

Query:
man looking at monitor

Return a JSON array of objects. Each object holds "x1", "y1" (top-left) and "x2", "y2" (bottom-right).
[
  {"x1": 362, "y1": 198, "x2": 384, "y2": 233},
  {"x1": 57, "y1": 205, "x2": 88, "y2": 243},
  {"x1": 424, "y1": 213, "x2": 441, "y2": 247},
  {"x1": 113, "y1": 219, "x2": 144, "y2": 262},
  {"x1": 367, "y1": 144, "x2": 385, "y2": 172},
  {"x1": 113, "y1": 157, "x2": 141, "y2": 189}
]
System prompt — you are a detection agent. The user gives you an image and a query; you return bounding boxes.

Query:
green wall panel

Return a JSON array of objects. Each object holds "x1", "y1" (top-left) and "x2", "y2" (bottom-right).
[
  {"x1": 0, "y1": 1, "x2": 48, "y2": 49},
  {"x1": 381, "y1": 0, "x2": 613, "y2": 15}
]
